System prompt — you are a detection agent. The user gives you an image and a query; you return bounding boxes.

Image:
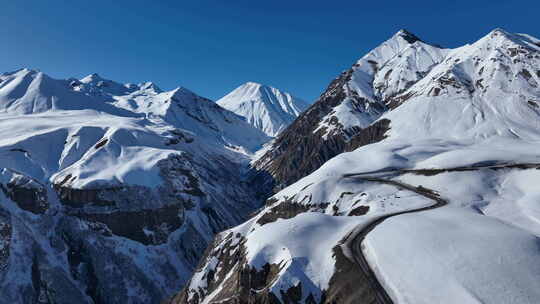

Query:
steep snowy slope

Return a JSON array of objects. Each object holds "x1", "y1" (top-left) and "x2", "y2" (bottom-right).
[
  {"x1": 384, "y1": 28, "x2": 540, "y2": 140},
  {"x1": 112, "y1": 85, "x2": 270, "y2": 153},
  {"x1": 217, "y1": 82, "x2": 309, "y2": 137},
  {"x1": 174, "y1": 29, "x2": 540, "y2": 304},
  {"x1": 254, "y1": 30, "x2": 448, "y2": 188},
  {"x1": 0, "y1": 70, "x2": 270, "y2": 303}
]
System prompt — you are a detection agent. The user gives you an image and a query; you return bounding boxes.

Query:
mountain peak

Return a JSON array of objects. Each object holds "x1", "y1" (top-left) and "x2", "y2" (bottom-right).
[
  {"x1": 485, "y1": 27, "x2": 515, "y2": 41},
  {"x1": 240, "y1": 81, "x2": 272, "y2": 93},
  {"x1": 243, "y1": 81, "x2": 263, "y2": 87},
  {"x1": 490, "y1": 27, "x2": 509, "y2": 35},
  {"x1": 1, "y1": 68, "x2": 39, "y2": 78},
  {"x1": 138, "y1": 81, "x2": 162, "y2": 93},
  {"x1": 18, "y1": 67, "x2": 40, "y2": 74},
  {"x1": 474, "y1": 28, "x2": 540, "y2": 51},
  {"x1": 80, "y1": 72, "x2": 110, "y2": 84},
  {"x1": 168, "y1": 86, "x2": 211, "y2": 104},
  {"x1": 217, "y1": 83, "x2": 308, "y2": 137},
  {"x1": 171, "y1": 86, "x2": 194, "y2": 95},
  {"x1": 393, "y1": 29, "x2": 423, "y2": 44}
]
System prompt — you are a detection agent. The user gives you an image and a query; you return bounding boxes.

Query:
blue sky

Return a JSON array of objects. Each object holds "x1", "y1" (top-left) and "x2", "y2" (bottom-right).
[{"x1": 1, "y1": 1, "x2": 538, "y2": 101}]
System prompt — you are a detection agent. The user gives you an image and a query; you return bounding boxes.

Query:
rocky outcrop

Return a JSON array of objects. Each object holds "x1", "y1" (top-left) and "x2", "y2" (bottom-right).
[
  {"x1": 170, "y1": 232, "x2": 319, "y2": 304},
  {"x1": 55, "y1": 185, "x2": 116, "y2": 208},
  {"x1": 257, "y1": 200, "x2": 329, "y2": 226},
  {"x1": 346, "y1": 119, "x2": 391, "y2": 152},
  {"x1": 254, "y1": 30, "x2": 447, "y2": 190},
  {"x1": 0, "y1": 150, "x2": 267, "y2": 303},
  {"x1": 254, "y1": 69, "x2": 385, "y2": 190},
  {"x1": 0, "y1": 210, "x2": 11, "y2": 273},
  {"x1": 68, "y1": 203, "x2": 184, "y2": 245},
  {"x1": 171, "y1": 209, "x2": 379, "y2": 304},
  {"x1": 0, "y1": 169, "x2": 48, "y2": 214},
  {"x1": 321, "y1": 245, "x2": 377, "y2": 304}
]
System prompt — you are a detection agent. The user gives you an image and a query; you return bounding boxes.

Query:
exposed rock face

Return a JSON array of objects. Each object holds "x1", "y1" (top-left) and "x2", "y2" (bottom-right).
[
  {"x1": 0, "y1": 69, "x2": 271, "y2": 303},
  {"x1": 346, "y1": 119, "x2": 391, "y2": 152},
  {"x1": 254, "y1": 30, "x2": 447, "y2": 189},
  {"x1": 174, "y1": 29, "x2": 540, "y2": 304},
  {"x1": 321, "y1": 245, "x2": 377, "y2": 304},
  {"x1": 0, "y1": 169, "x2": 48, "y2": 214},
  {"x1": 256, "y1": 200, "x2": 329, "y2": 226},
  {"x1": 170, "y1": 200, "x2": 378, "y2": 304},
  {"x1": 0, "y1": 210, "x2": 11, "y2": 272},
  {"x1": 170, "y1": 232, "x2": 316, "y2": 304},
  {"x1": 0, "y1": 149, "x2": 265, "y2": 303},
  {"x1": 253, "y1": 69, "x2": 369, "y2": 189},
  {"x1": 68, "y1": 203, "x2": 184, "y2": 245}
]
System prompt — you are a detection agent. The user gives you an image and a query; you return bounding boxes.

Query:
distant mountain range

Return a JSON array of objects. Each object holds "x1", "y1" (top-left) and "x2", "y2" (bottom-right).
[
  {"x1": 2, "y1": 28, "x2": 540, "y2": 304},
  {"x1": 0, "y1": 68, "x2": 269, "y2": 303}
]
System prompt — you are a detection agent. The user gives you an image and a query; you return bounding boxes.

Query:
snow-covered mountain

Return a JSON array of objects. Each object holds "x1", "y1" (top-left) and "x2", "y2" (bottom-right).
[
  {"x1": 174, "y1": 29, "x2": 540, "y2": 304},
  {"x1": 5, "y1": 27, "x2": 540, "y2": 304},
  {"x1": 217, "y1": 82, "x2": 309, "y2": 137},
  {"x1": 254, "y1": 29, "x2": 449, "y2": 188},
  {"x1": 0, "y1": 69, "x2": 270, "y2": 303}
]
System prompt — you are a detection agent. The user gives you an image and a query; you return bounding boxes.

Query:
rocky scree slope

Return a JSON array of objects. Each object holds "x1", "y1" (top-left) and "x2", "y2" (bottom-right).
[
  {"x1": 0, "y1": 68, "x2": 270, "y2": 304},
  {"x1": 173, "y1": 29, "x2": 540, "y2": 304}
]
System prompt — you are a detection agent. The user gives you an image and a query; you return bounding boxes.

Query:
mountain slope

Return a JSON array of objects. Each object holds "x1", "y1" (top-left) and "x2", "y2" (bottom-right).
[
  {"x1": 254, "y1": 29, "x2": 448, "y2": 189},
  {"x1": 174, "y1": 29, "x2": 540, "y2": 304},
  {"x1": 0, "y1": 70, "x2": 270, "y2": 303},
  {"x1": 112, "y1": 85, "x2": 270, "y2": 153},
  {"x1": 217, "y1": 82, "x2": 309, "y2": 137},
  {"x1": 384, "y1": 29, "x2": 540, "y2": 140},
  {"x1": 0, "y1": 69, "x2": 133, "y2": 116}
]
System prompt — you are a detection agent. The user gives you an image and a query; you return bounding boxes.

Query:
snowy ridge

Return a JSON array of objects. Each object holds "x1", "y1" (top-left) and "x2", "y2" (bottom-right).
[
  {"x1": 175, "y1": 29, "x2": 540, "y2": 304},
  {"x1": 217, "y1": 82, "x2": 309, "y2": 137},
  {"x1": 0, "y1": 69, "x2": 270, "y2": 303},
  {"x1": 253, "y1": 29, "x2": 449, "y2": 189},
  {"x1": 383, "y1": 28, "x2": 540, "y2": 141},
  {"x1": 315, "y1": 29, "x2": 449, "y2": 137},
  {"x1": 114, "y1": 85, "x2": 270, "y2": 153},
  {"x1": 0, "y1": 69, "x2": 269, "y2": 187}
]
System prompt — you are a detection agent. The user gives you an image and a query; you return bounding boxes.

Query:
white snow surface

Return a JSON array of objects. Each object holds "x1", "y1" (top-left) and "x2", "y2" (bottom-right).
[
  {"x1": 0, "y1": 69, "x2": 269, "y2": 189},
  {"x1": 0, "y1": 68, "x2": 273, "y2": 302},
  {"x1": 383, "y1": 29, "x2": 540, "y2": 141},
  {"x1": 184, "y1": 29, "x2": 540, "y2": 304},
  {"x1": 0, "y1": 111, "x2": 179, "y2": 188},
  {"x1": 364, "y1": 206, "x2": 540, "y2": 304},
  {"x1": 244, "y1": 214, "x2": 359, "y2": 300},
  {"x1": 182, "y1": 173, "x2": 436, "y2": 303},
  {"x1": 315, "y1": 29, "x2": 449, "y2": 137},
  {"x1": 217, "y1": 82, "x2": 309, "y2": 137}
]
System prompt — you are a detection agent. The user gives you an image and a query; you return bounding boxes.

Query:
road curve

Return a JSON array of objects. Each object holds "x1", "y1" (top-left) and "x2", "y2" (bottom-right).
[
  {"x1": 343, "y1": 162, "x2": 540, "y2": 303},
  {"x1": 343, "y1": 175, "x2": 448, "y2": 304}
]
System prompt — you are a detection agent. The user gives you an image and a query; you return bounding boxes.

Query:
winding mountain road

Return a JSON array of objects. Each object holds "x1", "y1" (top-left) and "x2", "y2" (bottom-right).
[{"x1": 342, "y1": 162, "x2": 540, "y2": 303}]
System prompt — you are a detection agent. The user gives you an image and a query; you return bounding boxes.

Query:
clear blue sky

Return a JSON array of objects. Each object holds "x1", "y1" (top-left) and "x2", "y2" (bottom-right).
[{"x1": 1, "y1": 0, "x2": 538, "y2": 101}]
